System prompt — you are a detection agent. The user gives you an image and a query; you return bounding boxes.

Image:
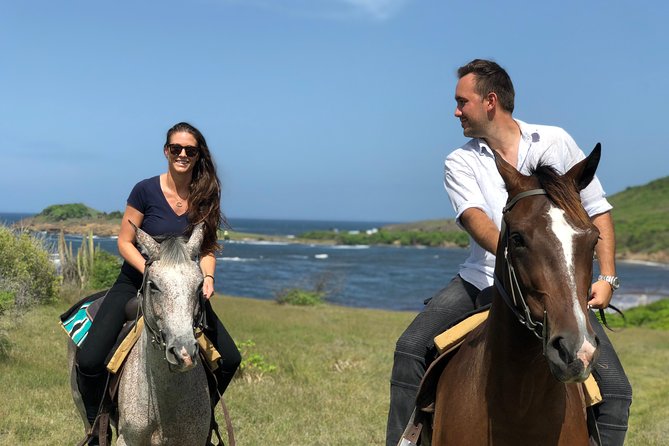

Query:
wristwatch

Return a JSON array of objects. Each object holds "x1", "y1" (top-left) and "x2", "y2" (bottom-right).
[{"x1": 598, "y1": 274, "x2": 620, "y2": 291}]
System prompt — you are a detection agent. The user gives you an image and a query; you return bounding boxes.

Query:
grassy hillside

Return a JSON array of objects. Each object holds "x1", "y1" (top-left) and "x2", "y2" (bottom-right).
[
  {"x1": 1, "y1": 297, "x2": 669, "y2": 445},
  {"x1": 608, "y1": 176, "x2": 669, "y2": 259}
]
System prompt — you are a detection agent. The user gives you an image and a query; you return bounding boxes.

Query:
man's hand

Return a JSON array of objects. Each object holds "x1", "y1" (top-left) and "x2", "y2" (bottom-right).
[{"x1": 588, "y1": 280, "x2": 613, "y2": 309}]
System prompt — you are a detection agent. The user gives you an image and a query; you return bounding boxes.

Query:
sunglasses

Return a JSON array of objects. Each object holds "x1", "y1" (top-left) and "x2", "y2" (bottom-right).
[{"x1": 166, "y1": 144, "x2": 199, "y2": 157}]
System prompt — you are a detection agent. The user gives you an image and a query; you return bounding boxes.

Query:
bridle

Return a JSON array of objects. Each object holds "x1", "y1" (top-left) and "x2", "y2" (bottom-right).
[
  {"x1": 137, "y1": 259, "x2": 207, "y2": 359},
  {"x1": 493, "y1": 189, "x2": 548, "y2": 343}
]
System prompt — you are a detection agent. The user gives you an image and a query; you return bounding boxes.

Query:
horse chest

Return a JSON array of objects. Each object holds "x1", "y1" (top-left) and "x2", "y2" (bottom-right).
[{"x1": 116, "y1": 341, "x2": 211, "y2": 445}]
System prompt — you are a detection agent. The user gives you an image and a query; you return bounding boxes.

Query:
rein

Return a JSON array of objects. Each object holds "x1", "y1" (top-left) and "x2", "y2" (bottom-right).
[{"x1": 494, "y1": 189, "x2": 548, "y2": 344}]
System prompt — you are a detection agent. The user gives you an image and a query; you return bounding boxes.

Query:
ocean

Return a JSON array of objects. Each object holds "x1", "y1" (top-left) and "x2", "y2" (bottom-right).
[{"x1": 2, "y1": 213, "x2": 668, "y2": 311}]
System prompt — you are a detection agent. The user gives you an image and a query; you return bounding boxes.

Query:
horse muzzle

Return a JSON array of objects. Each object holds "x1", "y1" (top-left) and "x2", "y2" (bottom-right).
[
  {"x1": 165, "y1": 336, "x2": 200, "y2": 371},
  {"x1": 545, "y1": 331, "x2": 599, "y2": 383}
]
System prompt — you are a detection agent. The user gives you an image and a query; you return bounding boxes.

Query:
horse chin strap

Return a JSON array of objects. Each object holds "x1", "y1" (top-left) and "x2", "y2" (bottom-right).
[{"x1": 494, "y1": 188, "x2": 548, "y2": 347}]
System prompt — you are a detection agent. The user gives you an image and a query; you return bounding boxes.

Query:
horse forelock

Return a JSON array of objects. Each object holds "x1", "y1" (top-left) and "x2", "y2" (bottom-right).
[
  {"x1": 529, "y1": 164, "x2": 591, "y2": 228},
  {"x1": 152, "y1": 236, "x2": 191, "y2": 267}
]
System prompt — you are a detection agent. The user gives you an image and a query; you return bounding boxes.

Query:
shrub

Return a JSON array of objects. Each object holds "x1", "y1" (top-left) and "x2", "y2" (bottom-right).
[
  {"x1": 234, "y1": 339, "x2": 277, "y2": 382},
  {"x1": 58, "y1": 231, "x2": 121, "y2": 290},
  {"x1": 89, "y1": 250, "x2": 121, "y2": 290},
  {"x1": 0, "y1": 226, "x2": 59, "y2": 313},
  {"x1": 604, "y1": 298, "x2": 669, "y2": 330},
  {"x1": 275, "y1": 288, "x2": 325, "y2": 306}
]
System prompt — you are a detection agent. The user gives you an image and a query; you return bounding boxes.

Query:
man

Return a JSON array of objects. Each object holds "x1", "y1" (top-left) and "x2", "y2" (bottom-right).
[{"x1": 386, "y1": 59, "x2": 632, "y2": 446}]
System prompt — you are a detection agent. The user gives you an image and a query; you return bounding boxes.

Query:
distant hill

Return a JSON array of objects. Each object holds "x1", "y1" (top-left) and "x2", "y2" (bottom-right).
[
  {"x1": 380, "y1": 176, "x2": 669, "y2": 262},
  {"x1": 608, "y1": 176, "x2": 669, "y2": 261},
  {"x1": 33, "y1": 203, "x2": 122, "y2": 222},
  {"x1": 16, "y1": 204, "x2": 122, "y2": 236}
]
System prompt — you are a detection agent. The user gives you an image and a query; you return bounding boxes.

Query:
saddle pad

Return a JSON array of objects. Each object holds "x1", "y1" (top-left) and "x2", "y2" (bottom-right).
[
  {"x1": 106, "y1": 319, "x2": 222, "y2": 374},
  {"x1": 431, "y1": 310, "x2": 602, "y2": 407},
  {"x1": 60, "y1": 301, "x2": 93, "y2": 347},
  {"x1": 434, "y1": 309, "x2": 489, "y2": 355},
  {"x1": 107, "y1": 317, "x2": 145, "y2": 374}
]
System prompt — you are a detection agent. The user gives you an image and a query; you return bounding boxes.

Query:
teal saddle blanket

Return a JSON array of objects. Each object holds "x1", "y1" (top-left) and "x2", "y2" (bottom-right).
[{"x1": 60, "y1": 290, "x2": 109, "y2": 347}]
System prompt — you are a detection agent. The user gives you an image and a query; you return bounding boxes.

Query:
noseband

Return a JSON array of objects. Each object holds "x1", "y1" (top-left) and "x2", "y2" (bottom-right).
[
  {"x1": 137, "y1": 260, "x2": 207, "y2": 358},
  {"x1": 494, "y1": 189, "x2": 548, "y2": 342}
]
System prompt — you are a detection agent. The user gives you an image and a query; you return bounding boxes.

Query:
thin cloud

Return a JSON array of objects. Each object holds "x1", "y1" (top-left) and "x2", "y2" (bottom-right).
[
  {"x1": 222, "y1": 0, "x2": 411, "y2": 21},
  {"x1": 338, "y1": 0, "x2": 411, "y2": 20}
]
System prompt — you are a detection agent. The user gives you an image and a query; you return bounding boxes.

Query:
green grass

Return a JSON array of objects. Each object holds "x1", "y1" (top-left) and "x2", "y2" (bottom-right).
[{"x1": 1, "y1": 297, "x2": 668, "y2": 445}]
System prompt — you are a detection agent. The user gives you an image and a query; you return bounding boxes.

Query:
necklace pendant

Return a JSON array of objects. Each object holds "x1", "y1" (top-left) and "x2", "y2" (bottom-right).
[{"x1": 176, "y1": 202, "x2": 183, "y2": 208}]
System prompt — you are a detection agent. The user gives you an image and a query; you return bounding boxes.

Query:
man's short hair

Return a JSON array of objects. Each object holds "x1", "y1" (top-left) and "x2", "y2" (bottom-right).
[{"x1": 457, "y1": 59, "x2": 515, "y2": 113}]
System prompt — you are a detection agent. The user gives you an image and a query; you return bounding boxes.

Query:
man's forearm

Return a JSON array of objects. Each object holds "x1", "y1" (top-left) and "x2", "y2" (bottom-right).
[
  {"x1": 592, "y1": 211, "x2": 616, "y2": 275},
  {"x1": 460, "y1": 207, "x2": 500, "y2": 255}
]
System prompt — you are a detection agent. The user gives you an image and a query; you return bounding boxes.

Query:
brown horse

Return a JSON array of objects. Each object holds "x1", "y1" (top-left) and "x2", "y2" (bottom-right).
[{"x1": 431, "y1": 145, "x2": 603, "y2": 445}]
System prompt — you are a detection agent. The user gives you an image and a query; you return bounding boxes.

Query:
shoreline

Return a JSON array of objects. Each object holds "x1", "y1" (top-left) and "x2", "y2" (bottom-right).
[{"x1": 13, "y1": 218, "x2": 669, "y2": 266}]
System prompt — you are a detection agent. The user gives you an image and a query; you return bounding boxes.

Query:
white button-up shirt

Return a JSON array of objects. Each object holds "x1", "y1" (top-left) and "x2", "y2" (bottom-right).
[{"x1": 444, "y1": 119, "x2": 612, "y2": 290}]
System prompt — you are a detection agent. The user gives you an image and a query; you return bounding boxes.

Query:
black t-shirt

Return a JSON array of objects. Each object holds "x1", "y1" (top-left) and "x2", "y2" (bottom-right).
[
  {"x1": 121, "y1": 175, "x2": 190, "y2": 279},
  {"x1": 127, "y1": 176, "x2": 190, "y2": 237}
]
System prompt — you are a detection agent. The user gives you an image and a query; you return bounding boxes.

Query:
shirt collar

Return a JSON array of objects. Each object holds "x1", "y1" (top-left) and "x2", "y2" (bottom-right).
[{"x1": 474, "y1": 118, "x2": 540, "y2": 155}]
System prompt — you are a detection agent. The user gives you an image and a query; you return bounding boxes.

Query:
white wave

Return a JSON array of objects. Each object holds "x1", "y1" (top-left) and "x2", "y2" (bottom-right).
[
  {"x1": 330, "y1": 244, "x2": 370, "y2": 250},
  {"x1": 619, "y1": 259, "x2": 669, "y2": 269},
  {"x1": 314, "y1": 254, "x2": 329, "y2": 259},
  {"x1": 217, "y1": 257, "x2": 257, "y2": 262},
  {"x1": 232, "y1": 240, "x2": 290, "y2": 246}
]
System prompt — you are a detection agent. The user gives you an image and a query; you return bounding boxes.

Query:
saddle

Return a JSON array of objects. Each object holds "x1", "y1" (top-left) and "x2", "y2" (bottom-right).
[{"x1": 61, "y1": 292, "x2": 233, "y2": 446}]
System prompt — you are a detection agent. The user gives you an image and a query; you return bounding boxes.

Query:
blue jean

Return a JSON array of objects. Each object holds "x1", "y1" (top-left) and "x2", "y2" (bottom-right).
[{"x1": 385, "y1": 275, "x2": 632, "y2": 446}]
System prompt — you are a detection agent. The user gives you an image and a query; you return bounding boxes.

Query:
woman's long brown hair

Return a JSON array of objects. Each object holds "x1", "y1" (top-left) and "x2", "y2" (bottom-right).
[{"x1": 165, "y1": 122, "x2": 225, "y2": 255}]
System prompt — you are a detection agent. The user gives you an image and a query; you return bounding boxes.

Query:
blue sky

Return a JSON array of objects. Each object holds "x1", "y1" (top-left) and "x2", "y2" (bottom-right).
[{"x1": 2, "y1": 0, "x2": 667, "y2": 222}]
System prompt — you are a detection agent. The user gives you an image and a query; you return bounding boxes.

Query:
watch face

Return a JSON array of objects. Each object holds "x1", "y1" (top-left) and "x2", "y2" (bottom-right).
[{"x1": 611, "y1": 277, "x2": 620, "y2": 288}]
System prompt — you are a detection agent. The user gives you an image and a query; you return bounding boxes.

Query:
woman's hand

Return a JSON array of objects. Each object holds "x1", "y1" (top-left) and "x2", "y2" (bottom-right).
[{"x1": 203, "y1": 275, "x2": 215, "y2": 300}]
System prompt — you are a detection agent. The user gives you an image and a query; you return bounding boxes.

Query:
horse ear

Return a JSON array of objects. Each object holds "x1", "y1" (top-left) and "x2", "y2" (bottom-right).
[
  {"x1": 131, "y1": 220, "x2": 161, "y2": 259},
  {"x1": 185, "y1": 222, "x2": 205, "y2": 259},
  {"x1": 493, "y1": 149, "x2": 523, "y2": 193},
  {"x1": 565, "y1": 143, "x2": 601, "y2": 191}
]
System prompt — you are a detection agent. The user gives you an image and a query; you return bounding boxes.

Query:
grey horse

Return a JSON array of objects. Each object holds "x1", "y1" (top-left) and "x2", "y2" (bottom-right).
[{"x1": 69, "y1": 223, "x2": 211, "y2": 445}]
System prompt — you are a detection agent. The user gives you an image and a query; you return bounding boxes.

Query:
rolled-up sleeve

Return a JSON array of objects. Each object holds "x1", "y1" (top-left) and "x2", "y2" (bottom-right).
[{"x1": 444, "y1": 152, "x2": 488, "y2": 229}]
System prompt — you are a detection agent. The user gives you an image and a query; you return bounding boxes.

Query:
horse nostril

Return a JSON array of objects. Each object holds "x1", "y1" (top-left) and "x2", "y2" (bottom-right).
[{"x1": 551, "y1": 337, "x2": 574, "y2": 365}]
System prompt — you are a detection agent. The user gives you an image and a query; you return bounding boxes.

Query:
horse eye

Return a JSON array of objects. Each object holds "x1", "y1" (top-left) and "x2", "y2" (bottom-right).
[
  {"x1": 149, "y1": 282, "x2": 161, "y2": 293},
  {"x1": 510, "y1": 232, "x2": 525, "y2": 248}
]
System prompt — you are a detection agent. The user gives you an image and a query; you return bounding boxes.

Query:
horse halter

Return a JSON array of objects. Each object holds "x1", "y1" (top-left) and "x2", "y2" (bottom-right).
[
  {"x1": 494, "y1": 189, "x2": 548, "y2": 342},
  {"x1": 137, "y1": 260, "x2": 207, "y2": 357}
]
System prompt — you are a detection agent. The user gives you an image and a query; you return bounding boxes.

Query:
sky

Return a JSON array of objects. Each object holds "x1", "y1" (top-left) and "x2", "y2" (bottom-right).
[{"x1": 2, "y1": 0, "x2": 668, "y2": 222}]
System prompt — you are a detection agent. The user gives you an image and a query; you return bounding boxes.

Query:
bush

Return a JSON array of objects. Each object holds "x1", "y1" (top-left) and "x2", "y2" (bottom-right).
[
  {"x1": 89, "y1": 250, "x2": 121, "y2": 290},
  {"x1": 0, "y1": 226, "x2": 59, "y2": 313},
  {"x1": 604, "y1": 298, "x2": 669, "y2": 330},
  {"x1": 58, "y1": 231, "x2": 121, "y2": 291},
  {"x1": 275, "y1": 288, "x2": 325, "y2": 306},
  {"x1": 234, "y1": 339, "x2": 277, "y2": 382}
]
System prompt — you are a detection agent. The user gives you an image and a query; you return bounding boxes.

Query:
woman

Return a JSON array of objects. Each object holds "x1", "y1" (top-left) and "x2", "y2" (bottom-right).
[{"x1": 76, "y1": 122, "x2": 241, "y2": 444}]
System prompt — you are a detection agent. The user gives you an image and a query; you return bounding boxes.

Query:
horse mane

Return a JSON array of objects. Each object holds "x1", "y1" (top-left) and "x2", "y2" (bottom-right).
[
  {"x1": 529, "y1": 163, "x2": 591, "y2": 228},
  {"x1": 153, "y1": 235, "x2": 191, "y2": 267}
]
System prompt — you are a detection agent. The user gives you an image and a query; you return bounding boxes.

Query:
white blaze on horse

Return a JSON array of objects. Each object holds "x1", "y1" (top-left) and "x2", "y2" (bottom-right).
[{"x1": 69, "y1": 223, "x2": 211, "y2": 445}]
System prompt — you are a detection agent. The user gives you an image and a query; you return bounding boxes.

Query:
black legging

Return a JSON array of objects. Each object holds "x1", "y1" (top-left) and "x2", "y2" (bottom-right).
[{"x1": 77, "y1": 269, "x2": 241, "y2": 396}]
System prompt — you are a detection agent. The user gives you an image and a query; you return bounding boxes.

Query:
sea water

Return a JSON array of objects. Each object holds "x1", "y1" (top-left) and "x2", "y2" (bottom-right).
[{"x1": 3, "y1": 214, "x2": 667, "y2": 312}]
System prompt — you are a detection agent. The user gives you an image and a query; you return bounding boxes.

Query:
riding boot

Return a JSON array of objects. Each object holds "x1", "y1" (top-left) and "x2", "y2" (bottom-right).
[{"x1": 76, "y1": 368, "x2": 107, "y2": 445}]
